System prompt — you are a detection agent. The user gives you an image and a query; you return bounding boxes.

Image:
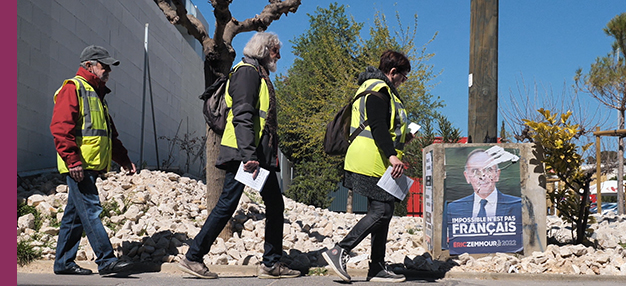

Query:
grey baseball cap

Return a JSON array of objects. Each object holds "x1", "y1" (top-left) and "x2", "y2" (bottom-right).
[{"x1": 80, "y1": 45, "x2": 120, "y2": 66}]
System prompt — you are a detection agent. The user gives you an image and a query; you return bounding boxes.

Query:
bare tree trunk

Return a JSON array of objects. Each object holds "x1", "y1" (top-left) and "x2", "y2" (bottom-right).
[
  {"x1": 204, "y1": 126, "x2": 230, "y2": 239},
  {"x1": 346, "y1": 189, "x2": 353, "y2": 213},
  {"x1": 575, "y1": 186, "x2": 591, "y2": 244},
  {"x1": 618, "y1": 110, "x2": 625, "y2": 215}
]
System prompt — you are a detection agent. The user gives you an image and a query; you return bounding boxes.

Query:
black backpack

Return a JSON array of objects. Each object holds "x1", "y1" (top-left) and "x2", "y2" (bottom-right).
[
  {"x1": 200, "y1": 63, "x2": 257, "y2": 135},
  {"x1": 323, "y1": 90, "x2": 386, "y2": 155}
]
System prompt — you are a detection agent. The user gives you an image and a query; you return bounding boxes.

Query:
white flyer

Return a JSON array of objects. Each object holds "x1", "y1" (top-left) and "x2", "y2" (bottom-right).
[
  {"x1": 234, "y1": 162, "x2": 269, "y2": 192},
  {"x1": 408, "y1": 122, "x2": 421, "y2": 134},
  {"x1": 376, "y1": 166, "x2": 414, "y2": 200}
]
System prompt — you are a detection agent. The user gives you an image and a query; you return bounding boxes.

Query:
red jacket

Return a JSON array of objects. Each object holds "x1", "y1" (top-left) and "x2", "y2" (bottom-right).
[{"x1": 50, "y1": 67, "x2": 132, "y2": 171}]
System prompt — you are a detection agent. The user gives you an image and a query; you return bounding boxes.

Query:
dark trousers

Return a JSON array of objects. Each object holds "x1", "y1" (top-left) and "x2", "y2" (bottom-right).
[
  {"x1": 186, "y1": 164, "x2": 285, "y2": 267},
  {"x1": 338, "y1": 198, "x2": 395, "y2": 265}
]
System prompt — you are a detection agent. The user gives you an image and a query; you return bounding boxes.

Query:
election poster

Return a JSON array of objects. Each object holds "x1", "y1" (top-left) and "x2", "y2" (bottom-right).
[
  {"x1": 424, "y1": 150, "x2": 433, "y2": 252},
  {"x1": 442, "y1": 146, "x2": 523, "y2": 255}
]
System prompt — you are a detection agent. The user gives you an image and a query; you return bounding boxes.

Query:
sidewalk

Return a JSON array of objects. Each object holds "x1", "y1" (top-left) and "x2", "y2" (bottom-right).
[
  {"x1": 17, "y1": 260, "x2": 370, "y2": 277},
  {"x1": 17, "y1": 259, "x2": 626, "y2": 283}
]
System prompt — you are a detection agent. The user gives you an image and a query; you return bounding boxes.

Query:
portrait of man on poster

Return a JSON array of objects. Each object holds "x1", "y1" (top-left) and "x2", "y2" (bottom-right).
[{"x1": 448, "y1": 149, "x2": 522, "y2": 219}]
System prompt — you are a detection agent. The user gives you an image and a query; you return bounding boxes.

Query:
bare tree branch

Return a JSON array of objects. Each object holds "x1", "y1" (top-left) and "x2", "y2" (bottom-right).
[
  {"x1": 156, "y1": 0, "x2": 301, "y2": 80},
  {"x1": 222, "y1": 0, "x2": 302, "y2": 43},
  {"x1": 154, "y1": 0, "x2": 209, "y2": 44},
  {"x1": 154, "y1": 0, "x2": 179, "y2": 24}
]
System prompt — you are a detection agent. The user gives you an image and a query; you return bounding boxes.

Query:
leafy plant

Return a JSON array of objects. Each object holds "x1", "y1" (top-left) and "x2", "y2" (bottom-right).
[
  {"x1": 100, "y1": 200, "x2": 122, "y2": 219},
  {"x1": 17, "y1": 239, "x2": 40, "y2": 266},
  {"x1": 47, "y1": 214, "x2": 61, "y2": 228},
  {"x1": 244, "y1": 189, "x2": 263, "y2": 205},
  {"x1": 137, "y1": 227, "x2": 148, "y2": 237},
  {"x1": 308, "y1": 267, "x2": 328, "y2": 276},
  {"x1": 17, "y1": 201, "x2": 42, "y2": 231},
  {"x1": 523, "y1": 108, "x2": 594, "y2": 244}
]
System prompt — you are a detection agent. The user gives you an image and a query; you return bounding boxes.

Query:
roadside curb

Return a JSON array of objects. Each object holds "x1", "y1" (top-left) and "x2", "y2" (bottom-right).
[
  {"x1": 17, "y1": 260, "x2": 369, "y2": 278},
  {"x1": 443, "y1": 271, "x2": 626, "y2": 282}
]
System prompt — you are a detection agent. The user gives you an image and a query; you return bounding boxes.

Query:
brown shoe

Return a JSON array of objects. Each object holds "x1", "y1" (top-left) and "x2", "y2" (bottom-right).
[
  {"x1": 258, "y1": 262, "x2": 301, "y2": 279},
  {"x1": 178, "y1": 257, "x2": 218, "y2": 279}
]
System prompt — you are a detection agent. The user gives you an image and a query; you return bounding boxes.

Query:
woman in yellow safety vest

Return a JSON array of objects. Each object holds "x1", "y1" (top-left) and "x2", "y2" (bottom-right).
[{"x1": 323, "y1": 50, "x2": 413, "y2": 283}]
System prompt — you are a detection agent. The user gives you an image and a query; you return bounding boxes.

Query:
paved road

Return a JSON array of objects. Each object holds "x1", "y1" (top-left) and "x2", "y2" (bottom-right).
[
  {"x1": 18, "y1": 271, "x2": 626, "y2": 286},
  {"x1": 17, "y1": 261, "x2": 626, "y2": 286}
]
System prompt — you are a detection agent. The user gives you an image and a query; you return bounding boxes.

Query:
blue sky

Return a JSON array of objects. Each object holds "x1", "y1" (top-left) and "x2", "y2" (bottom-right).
[{"x1": 193, "y1": 0, "x2": 624, "y2": 137}]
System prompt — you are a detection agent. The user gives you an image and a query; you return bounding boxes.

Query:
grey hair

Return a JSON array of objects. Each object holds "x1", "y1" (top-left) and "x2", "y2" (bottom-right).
[
  {"x1": 80, "y1": 60, "x2": 97, "y2": 69},
  {"x1": 243, "y1": 32, "x2": 281, "y2": 60}
]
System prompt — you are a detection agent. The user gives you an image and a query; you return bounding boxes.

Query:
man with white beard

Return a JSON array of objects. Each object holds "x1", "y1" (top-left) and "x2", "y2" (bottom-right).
[{"x1": 178, "y1": 32, "x2": 300, "y2": 279}]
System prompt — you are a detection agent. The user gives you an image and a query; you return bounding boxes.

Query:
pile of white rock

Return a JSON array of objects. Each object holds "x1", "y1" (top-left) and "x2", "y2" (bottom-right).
[{"x1": 16, "y1": 170, "x2": 626, "y2": 275}]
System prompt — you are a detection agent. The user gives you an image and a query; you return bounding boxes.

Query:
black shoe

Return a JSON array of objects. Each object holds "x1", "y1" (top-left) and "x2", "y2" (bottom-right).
[
  {"x1": 54, "y1": 265, "x2": 93, "y2": 275},
  {"x1": 99, "y1": 260, "x2": 134, "y2": 275},
  {"x1": 322, "y1": 245, "x2": 351, "y2": 282},
  {"x1": 366, "y1": 262, "x2": 406, "y2": 283}
]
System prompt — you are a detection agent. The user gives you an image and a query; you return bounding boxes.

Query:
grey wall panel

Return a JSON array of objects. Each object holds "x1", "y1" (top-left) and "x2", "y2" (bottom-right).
[{"x1": 17, "y1": 0, "x2": 206, "y2": 176}]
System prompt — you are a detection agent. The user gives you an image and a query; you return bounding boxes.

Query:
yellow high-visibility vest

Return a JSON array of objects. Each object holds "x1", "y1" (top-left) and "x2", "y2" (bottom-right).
[
  {"x1": 220, "y1": 62, "x2": 269, "y2": 148},
  {"x1": 54, "y1": 76, "x2": 112, "y2": 173},
  {"x1": 344, "y1": 79, "x2": 408, "y2": 177}
]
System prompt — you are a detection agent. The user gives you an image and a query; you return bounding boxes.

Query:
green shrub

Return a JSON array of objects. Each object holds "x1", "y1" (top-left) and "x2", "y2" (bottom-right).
[
  {"x1": 17, "y1": 240, "x2": 40, "y2": 266},
  {"x1": 48, "y1": 214, "x2": 61, "y2": 228},
  {"x1": 17, "y1": 201, "x2": 42, "y2": 231},
  {"x1": 308, "y1": 267, "x2": 328, "y2": 276},
  {"x1": 100, "y1": 200, "x2": 122, "y2": 219}
]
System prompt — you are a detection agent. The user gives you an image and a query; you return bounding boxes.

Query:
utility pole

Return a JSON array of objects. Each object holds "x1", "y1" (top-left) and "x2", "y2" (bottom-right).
[{"x1": 468, "y1": 0, "x2": 498, "y2": 143}]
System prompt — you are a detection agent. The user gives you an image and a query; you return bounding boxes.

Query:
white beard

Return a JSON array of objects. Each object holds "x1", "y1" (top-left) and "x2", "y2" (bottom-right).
[{"x1": 266, "y1": 58, "x2": 277, "y2": 73}]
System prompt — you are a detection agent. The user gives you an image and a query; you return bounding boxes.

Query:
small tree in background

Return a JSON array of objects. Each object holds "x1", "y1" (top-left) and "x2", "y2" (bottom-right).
[
  {"x1": 276, "y1": 4, "x2": 442, "y2": 210},
  {"x1": 400, "y1": 115, "x2": 460, "y2": 216},
  {"x1": 404, "y1": 115, "x2": 461, "y2": 179},
  {"x1": 523, "y1": 108, "x2": 594, "y2": 244},
  {"x1": 575, "y1": 12, "x2": 626, "y2": 215}
]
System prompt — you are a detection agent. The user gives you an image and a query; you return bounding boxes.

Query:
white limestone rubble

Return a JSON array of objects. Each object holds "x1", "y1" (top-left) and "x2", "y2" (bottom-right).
[{"x1": 16, "y1": 170, "x2": 626, "y2": 275}]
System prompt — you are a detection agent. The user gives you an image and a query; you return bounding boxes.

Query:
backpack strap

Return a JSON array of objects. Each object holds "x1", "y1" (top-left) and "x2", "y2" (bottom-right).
[{"x1": 347, "y1": 90, "x2": 386, "y2": 143}]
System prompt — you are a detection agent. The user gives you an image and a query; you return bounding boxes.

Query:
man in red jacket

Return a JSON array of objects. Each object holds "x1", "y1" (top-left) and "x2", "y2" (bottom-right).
[{"x1": 50, "y1": 45, "x2": 135, "y2": 276}]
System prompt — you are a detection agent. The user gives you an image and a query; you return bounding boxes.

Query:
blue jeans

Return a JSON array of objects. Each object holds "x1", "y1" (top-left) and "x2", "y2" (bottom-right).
[
  {"x1": 338, "y1": 198, "x2": 395, "y2": 265},
  {"x1": 54, "y1": 171, "x2": 117, "y2": 272},
  {"x1": 186, "y1": 164, "x2": 285, "y2": 267}
]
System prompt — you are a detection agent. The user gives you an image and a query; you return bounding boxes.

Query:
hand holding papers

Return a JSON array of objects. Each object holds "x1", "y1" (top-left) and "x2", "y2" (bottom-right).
[
  {"x1": 234, "y1": 162, "x2": 269, "y2": 192},
  {"x1": 377, "y1": 166, "x2": 414, "y2": 200}
]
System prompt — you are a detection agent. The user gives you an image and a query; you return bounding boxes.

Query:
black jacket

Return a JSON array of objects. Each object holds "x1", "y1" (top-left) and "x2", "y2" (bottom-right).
[
  {"x1": 356, "y1": 66, "x2": 401, "y2": 158},
  {"x1": 215, "y1": 57, "x2": 279, "y2": 170}
]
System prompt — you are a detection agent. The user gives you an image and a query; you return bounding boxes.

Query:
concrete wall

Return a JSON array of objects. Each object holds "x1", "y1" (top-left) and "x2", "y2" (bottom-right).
[{"x1": 17, "y1": 0, "x2": 206, "y2": 176}]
